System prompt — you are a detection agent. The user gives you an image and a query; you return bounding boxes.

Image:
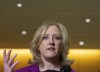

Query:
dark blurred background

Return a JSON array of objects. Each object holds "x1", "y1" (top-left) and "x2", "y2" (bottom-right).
[{"x1": 0, "y1": 0, "x2": 100, "y2": 48}]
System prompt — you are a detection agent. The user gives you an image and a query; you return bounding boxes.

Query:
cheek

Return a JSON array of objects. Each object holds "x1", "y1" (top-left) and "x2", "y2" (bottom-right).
[
  {"x1": 39, "y1": 41, "x2": 46, "y2": 51},
  {"x1": 57, "y1": 41, "x2": 62, "y2": 46},
  {"x1": 55, "y1": 42, "x2": 62, "y2": 55},
  {"x1": 39, "y1": 43, "x2": 43, "y2": 50},
  {"x1": 56, "y1": 41, "x2": 62, "y2": 49}
]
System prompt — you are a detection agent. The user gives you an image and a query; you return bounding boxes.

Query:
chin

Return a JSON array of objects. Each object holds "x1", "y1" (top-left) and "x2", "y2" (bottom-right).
[{"x1": 45, "y1": 55, "x2": 57, "y2": 58}]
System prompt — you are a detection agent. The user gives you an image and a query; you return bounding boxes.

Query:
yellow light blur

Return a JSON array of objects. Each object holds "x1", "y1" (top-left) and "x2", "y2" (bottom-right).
[{"x1": 0, "y1": 48, "x2": 100, "y2": 72}]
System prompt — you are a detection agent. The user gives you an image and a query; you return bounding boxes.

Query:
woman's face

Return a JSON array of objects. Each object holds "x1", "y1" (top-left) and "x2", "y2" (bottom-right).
[{"x1": 39, "y1": 25, "x2": 62, "y2": 59}]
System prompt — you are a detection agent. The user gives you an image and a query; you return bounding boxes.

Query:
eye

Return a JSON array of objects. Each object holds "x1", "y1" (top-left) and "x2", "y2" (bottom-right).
[
  {"x1": 55, "y1": 37, "x2": 62, "y2": 40},
  {"x1": 42, "y1": 36, "x2": 48, "y2": 40}
]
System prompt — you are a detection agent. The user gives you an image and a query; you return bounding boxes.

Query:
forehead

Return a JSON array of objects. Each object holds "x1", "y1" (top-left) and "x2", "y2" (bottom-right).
[{"x1": 43, "y1": 25, "x2": 61, "y2": 35}]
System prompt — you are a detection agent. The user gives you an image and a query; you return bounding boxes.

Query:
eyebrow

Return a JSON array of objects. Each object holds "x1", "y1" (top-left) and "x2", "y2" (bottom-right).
[{"x1": 44, "y1": 34, "x2": 61, "y2": 36}]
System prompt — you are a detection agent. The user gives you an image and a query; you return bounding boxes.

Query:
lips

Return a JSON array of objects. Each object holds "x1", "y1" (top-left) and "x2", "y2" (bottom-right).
[{"x1": 47, "y1": 47, "x2": 55, "y2": 51}]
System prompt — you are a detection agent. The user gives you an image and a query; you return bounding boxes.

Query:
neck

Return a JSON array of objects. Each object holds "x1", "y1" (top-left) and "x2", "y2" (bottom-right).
[{"x1": 39, "y1": 56, "x2": 61, "y2": 71}]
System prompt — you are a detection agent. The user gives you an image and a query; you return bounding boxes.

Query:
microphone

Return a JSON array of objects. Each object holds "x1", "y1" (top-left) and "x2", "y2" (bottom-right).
[{"x1": 60, "y1": 64, "x2": 71, "y2": 72}]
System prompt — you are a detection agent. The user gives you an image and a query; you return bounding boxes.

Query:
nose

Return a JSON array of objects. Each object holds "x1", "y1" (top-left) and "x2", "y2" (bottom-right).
[{"x1": 49, "y1": 37, "x2": 55, "y2": 46}]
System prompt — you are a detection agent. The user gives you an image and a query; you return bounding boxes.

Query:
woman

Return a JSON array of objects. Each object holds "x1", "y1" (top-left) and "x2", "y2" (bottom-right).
[{"x1": 3, "y1": 20, "x2": 71, "y2": 72}]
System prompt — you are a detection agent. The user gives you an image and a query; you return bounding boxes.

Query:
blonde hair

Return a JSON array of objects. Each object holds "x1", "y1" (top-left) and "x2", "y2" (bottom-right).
[{"x1": 30, "y1": 20, "x2": 70, "y2": 65}]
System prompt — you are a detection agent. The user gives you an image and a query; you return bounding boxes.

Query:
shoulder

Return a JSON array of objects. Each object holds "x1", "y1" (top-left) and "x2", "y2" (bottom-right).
[{"x1": 15, "y1": 63, "x2": 39, "y2": 72}]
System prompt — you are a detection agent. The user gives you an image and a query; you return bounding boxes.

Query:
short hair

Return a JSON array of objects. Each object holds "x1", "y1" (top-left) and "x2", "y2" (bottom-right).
[{"x1": 30, "y1": 20, "x2": 70, "y2": 65}]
